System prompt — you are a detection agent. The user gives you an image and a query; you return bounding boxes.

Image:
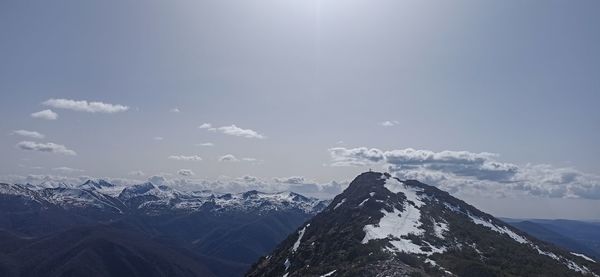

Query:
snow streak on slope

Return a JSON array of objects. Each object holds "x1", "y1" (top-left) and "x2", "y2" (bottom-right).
[
  {"x1": 292, "y1": 224, "x2": 310, "y2": 252},
  {"x1": 444, "y1": 202, "x2": 596, "y2": 275}
]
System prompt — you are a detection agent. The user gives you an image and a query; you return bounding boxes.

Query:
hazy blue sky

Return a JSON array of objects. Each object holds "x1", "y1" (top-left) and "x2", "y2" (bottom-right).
[{"x1": 1, "y1": 0, "x2": 599, "y2": 219}]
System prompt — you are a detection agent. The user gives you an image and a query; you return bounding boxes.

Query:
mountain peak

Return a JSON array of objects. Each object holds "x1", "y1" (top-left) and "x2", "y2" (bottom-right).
[{"x1": 247, "y1": 172, "x2": 600, "y2": 277}]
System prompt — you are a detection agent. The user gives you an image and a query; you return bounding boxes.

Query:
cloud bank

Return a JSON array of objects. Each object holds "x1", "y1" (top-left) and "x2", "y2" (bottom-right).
[{"x1": 328, "y1": 147, "x2": 600, "y2": 200}]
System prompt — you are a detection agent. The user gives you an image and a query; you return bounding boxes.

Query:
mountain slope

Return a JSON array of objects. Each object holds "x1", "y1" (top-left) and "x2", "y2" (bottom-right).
[
  {"x1": 0, "y1": 226, "x2": 216, "y2": 277},
  {"x1": 247, "y1": 172, "x2": 599, "y2": 277},
  {"x1": 505, "y1": 220, "x2": 600, "y2": 262}
]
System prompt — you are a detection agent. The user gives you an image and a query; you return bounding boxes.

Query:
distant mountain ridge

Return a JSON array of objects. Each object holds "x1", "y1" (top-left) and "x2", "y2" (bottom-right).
[
  {"x1": 247, "y1": 172, "x2": 599, "y2": 276},
  {"x1": 0, "y1": 180, "x2": 329, "y2": 277},
  {"x1": 504, "y1": 218, "x2": 600, "y2": 262},
  {"x1": 0, "y1": 180, "x2": 328, "y2": 217}
]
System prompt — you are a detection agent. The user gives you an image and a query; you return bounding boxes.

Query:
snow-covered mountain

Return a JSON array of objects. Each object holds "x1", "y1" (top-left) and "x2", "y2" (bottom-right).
[
  {"x1": 247, "y1": 172, "x2": 599, "y2": 277},
  {"x1": 0, "y1": 180, "x2": 328, "y2": 216}
]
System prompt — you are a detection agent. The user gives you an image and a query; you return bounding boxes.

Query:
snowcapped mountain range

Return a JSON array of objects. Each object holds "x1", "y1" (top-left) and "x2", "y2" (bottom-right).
[
  {"x1": 248, "y1": 172, "x2": 599, "y2": 277},
  {"x1": 0, "y1": 179, "x2": 328, "y2": 216}
]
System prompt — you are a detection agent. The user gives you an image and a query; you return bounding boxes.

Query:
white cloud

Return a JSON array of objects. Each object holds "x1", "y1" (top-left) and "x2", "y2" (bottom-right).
[
  {"x1": 170, "y1": 107, "x2": 181, "y2": 113},
  {"x1": 11, "y1": 130, "x2": 45, "y2": 139},
  {"x1": 379, "y1": 120, "x2": 399, "y2": 127},
  {"x1": 218, "y1": 154, "x2": 258, "y2": 163},
  {"x1": 52, "y1": 167, "x2": 84, "y2": 173},
  {"x1": 177, "y1": 169, "x2": 195, "y2": 176},
  {"x1": 168, "y1": 155, "x2": 202, "y2": 161},
  {"x1": 204, "y1": 124, "x2": 265, "y2": 139},
  {"x1": 16, "y1": 141, "x2": 77, "y2": 156},
  {"x1": 328, "y1": 147, "x2": 385, "y2": 166},
  {"x1": 154, "y1": 136, "x2": 164, "y2": 141},
  {"x1": 219, "y1": 154, "x2": 239, "y2": 162},
  {"x1": 31, "y1": 109, "x2": 58, "y2": 120},
  {"x1": 43, "y1": 98, "x2": 129, "y2": 113},
  {"x1": 128, "y1": 170, "x2": 145, "y2": 177},
  {"x1": 328, "y1": 147, "x2": 600, "y2": 200},
  {"x1": 274, "y1": 176, "x2": 307, "y2": 185},
  {"x1": 196, "y1": 142, "x2": 214, "y2": 147}
]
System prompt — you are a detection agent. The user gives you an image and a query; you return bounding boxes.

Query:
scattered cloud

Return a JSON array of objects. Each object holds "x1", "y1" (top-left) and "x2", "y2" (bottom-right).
[
  {"x1": 177, "y1": 169, "x2": 195, "y2": 176},
  {"x1": 31, "y1": 109, "x2": 58, "y2": 120},
  {"x1": 170, "y1": 107, "x2": 181, "y2": 113},
  {"x1": 196, "y1": 142, "x2": 214, "y2": 147},
  {"x1": 379, "y1": 120, "x2": 399, "y2": 127},
  {"x1": 11, "y1": 130, "x2": 45, "y2": 139},
  {"x1": 219, "y1": 154, "x2": 239, "y2": 162},
  {"x1": 16, "y1": 141, "x2": 77, "y2": 156},
  {"x1": 52, "y1": 167, "x2": 84, "y2": 173},
  {"x1": 168, "y1": 155, "x2": 203, "y2": 161},
  {"x1": 328, "y1": 147, "x2": 600, "y2": 200},
  {"x1": 43, "y1": 98, "x2": 128, "y2": 113},
  {"x1": 203, "y1": 124, "x2": 265, "y2": 139},
  {"x1": 153, "y1": 136, "x2": 164, "y2": 141},
  {"x1": 128, "y1": 170, "x2": 145, "y2": 177}
]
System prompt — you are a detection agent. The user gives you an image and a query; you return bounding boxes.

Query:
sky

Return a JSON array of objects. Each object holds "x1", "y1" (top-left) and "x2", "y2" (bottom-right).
[{"x1": 1, "y1": 0, "x2": 599, "y2": 219}]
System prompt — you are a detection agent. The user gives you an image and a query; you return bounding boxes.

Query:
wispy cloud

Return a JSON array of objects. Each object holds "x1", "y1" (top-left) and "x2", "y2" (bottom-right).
[
  {"x1": 128, "y1": 170, "x2": 145, "y2": 177},
  {"x1": 209, "y1": 124, "x2": 266, "y2": 139},
  {"x1": 379, "y1": 120, "x2": 399, "y2": 127},
  {"x1": 170, "y1": 107, "x2": 181, "y2": 113},
  {"x1": 198, "y1": 123, "x2": 212, "y2": 129},
  {"x1": 52, "y1": 166, "x2": 84, "y2": 173},
  {"x1": 11, "y1": 130, "x2": 45, "y2": 139},
  {"x1": 31, "y1": 109, "x2": 58, "y2": 120},
  {"x1": 177, "y1": 169, "x2": 195, "y2": 176},
  {"x1": 153, "y1": 136, "x2": 164, "y2": 141},
  {"x1": 196, "y1": 142, "x2": 214, "y2": 147},
  {"x1": 168, "y1": 155, "x2": 203, "y2": 161},
  {"x1": 43, "y1": 98, "x2": 128, "y2": 113},
  {"x1": 16, "y1": 141, "x2": 77, "y2": 156}
]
